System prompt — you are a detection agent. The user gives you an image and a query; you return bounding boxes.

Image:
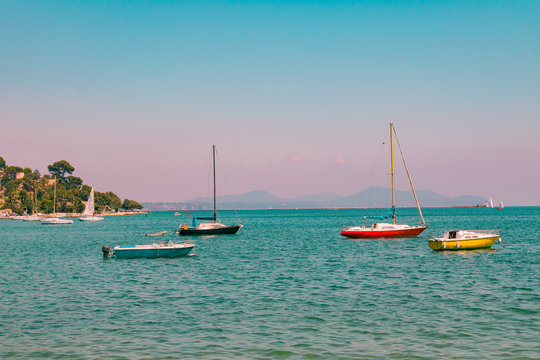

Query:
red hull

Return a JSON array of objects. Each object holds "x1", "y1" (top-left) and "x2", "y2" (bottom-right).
[{"x1": 341, "y1": 226, "x2": 427, "y2": 238}]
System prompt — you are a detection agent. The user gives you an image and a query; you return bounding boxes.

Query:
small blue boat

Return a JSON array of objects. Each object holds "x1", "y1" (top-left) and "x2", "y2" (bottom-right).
[{"x1": 110, "y1": 238, "x2": 195, "y2": 259}]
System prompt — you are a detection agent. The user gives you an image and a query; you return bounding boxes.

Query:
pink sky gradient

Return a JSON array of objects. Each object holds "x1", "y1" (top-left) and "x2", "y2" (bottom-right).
[{"x1": 1, "y1": 1, "x2": 539, "y2": 205}]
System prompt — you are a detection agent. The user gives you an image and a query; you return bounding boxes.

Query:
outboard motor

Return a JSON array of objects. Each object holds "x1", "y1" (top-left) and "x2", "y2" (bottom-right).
[{"x1": 102, "y1": 245, "x2": 111, "y2": 259}]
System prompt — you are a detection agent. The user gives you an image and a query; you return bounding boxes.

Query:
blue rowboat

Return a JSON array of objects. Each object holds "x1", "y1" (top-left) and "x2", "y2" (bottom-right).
[{"x1": 111, "y1": 238, "x2": 194, "y2": 259}]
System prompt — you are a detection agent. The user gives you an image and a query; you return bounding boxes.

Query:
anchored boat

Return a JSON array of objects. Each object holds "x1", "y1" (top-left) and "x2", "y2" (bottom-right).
[
  {"x1": 343, "y1": 222, "x2": 427, "y2": 238},
  {"x1": 428, "y1": 230, "x2": 501, "y2": 251},
  {"x1": 41, "y1": 217, "x2": 73, "y2": 225},
  {"x1": 105, "y1": 238, "x2": 195, "y2": 259},
  {"x1": 341, "y1": 123, "x2": 427, "y2": 238},
  {"x1": 41, "y1": 176, "x2": 73, "y2": 225},
  {"x1": 146, "y1": 230, "x2": 167, "y2": 237},
  {"x1": 22, "y1": 215, "x2": 41, "y2": 222},
  {"x1": 78, "y1": 188, "x2": 104, "y2": 222},
  {"x1": 179, "y1": 221, "x2": 242, "y2": 235},
  {"x1": 178, "y1": 145, "x2": 242, "y2": 236},
  {"x1": 22, "y1": 189, "x2": 41, "y2": 221}
]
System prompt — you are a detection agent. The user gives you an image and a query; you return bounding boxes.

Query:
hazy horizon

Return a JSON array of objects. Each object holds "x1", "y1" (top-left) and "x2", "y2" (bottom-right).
[{"x1": 2, "y1": 1, "x2": 539, "y2": 205}]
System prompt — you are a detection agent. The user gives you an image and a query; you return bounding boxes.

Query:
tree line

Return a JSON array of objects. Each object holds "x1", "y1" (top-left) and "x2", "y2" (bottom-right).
[{"x1": 0, "y1": 157, "x2": 142, "y2": 214}]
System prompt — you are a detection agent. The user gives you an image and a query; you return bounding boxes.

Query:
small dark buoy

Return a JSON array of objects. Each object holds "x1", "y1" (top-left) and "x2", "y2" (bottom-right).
[{"x1": 102, "y1": 245, "x2": 111, "y2": 259}]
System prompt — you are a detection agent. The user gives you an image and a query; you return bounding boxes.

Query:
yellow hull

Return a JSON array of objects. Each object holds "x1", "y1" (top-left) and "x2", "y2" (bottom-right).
[{"x1": 428, "y1": 235, "x2": 499, "y2": 251}]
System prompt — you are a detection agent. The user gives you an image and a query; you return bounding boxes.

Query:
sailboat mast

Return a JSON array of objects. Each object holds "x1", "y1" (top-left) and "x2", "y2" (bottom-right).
[
  {"x1": 392, "y1": 125, "x2": 426, "y2": 225},
  {"x1": 53, "y1": 176, "x2": 56, "y2": 215},
  {"x1": 390, "y1": 123, "x2": 396, "y2": 224},
  {"x1": 213, "y1": 144, "x2": 216, "y2": 220}
]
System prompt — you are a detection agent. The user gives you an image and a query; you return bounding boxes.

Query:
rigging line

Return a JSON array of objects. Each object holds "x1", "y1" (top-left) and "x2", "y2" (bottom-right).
[
  {"x1": 191, "y1": 150, "x2": 213, "y2": 212},
  {"x1": 364, "y1": 128, "x2": 388, "y2": 190},
  {"x1": 392, "y1": 125, "x2": 425, "y2": 225},
  {"x1": 362, "y1": 128, "x2": 389, "y2": 208},
  {"x1": 206, "y1": 150, "x2": 213, "y2": 213},
  {"x1": 385, "y1": 132, "x2": 391, "y2": 210},
  {"x1": 215, "y1": 149, "x2": 241, "y2": 223}
]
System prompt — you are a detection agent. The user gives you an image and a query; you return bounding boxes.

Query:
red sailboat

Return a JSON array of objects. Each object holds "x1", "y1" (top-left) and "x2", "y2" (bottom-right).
[{"x1": 341, "y1": 123, "x2": 427, "y2": 238}]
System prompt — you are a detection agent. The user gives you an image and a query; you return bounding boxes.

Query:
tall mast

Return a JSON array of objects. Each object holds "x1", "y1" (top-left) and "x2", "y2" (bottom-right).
[
  {"x1": 393, "y1": 125, "x2": 426, "y2": 225},
  {"x1": 53, "y1": 175, "x2": 56, "y2": 215},
  {"x1": 213, "y1": 144, "x2": 216, "y2": 221},
  {"x1": 33, "y1": 184, "x2": 37, "y2": 215},
  {"x1": 390, "y1": 123, "x2": 396, "y2": 224}
]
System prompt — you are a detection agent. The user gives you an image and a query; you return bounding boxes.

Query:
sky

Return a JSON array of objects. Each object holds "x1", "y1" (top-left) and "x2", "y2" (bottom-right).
[{"x1": 1, "y1": 0, "x2": 539, "y2": 205}]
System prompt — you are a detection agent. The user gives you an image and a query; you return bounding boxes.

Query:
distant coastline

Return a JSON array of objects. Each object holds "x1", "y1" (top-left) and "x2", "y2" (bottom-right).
[
  {"x1": 0, "y1": 157, "x2": 143, "y2": 215},
  {"x1": 142, "y1": 187, "x2": 490, "y2": 211},
  {"x1": 452, "y1": 204, "x2": 489, "y2": 208},
  {"x1": 147, "y1": 206, "x2": 512, "y2": 212},
  {"x1": 0, "y1": 210, "x2": 147, "y2": 218}
]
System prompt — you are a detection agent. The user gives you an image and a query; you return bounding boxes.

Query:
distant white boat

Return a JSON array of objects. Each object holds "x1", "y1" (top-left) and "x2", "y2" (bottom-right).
[
  {"x1": 146, "y1": 230, "x2": 167, "y2": 237},
  {"x1": 497, "y1": 201, "x2": 504, "y2": 210},
  {"x1": 22, "y1": 215, "x2": 41, "y2": 222},
  {"x1": 79, "y1": 188, "x2": 104, "y2": 222},
  {"x1": 23, "y1": 190, "x2": 41, "y2": 221},
  {"x1": 41, "y1": 176, "x2": 73, "y2": 225},
  {"x1": 489, "y1": 197, "x2": 494, "y2": 208},
  {"x1": 41, "y1": 217, "x2": 74, "y2": 225}
]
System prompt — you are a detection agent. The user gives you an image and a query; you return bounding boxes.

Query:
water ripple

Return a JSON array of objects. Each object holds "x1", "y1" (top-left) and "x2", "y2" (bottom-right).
[{"x1": 1, "y1": 207, "x2": 539, "y2": 358}]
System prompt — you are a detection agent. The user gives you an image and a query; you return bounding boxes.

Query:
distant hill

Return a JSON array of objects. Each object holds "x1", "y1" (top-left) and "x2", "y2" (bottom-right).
[
  {"x1": 191, "y1": 190, "x2": 281, "y2": 204},
  {"x1": 142, "y1": 187, "x2": 487, "y2": 210}
]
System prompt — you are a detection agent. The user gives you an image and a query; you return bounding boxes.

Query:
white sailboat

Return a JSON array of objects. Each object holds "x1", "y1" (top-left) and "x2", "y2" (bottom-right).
[
  {"x1": 22, "y1": 187, "x2": 41, "y2": 221},
  {"x1": 497, "y1": 201, "x2": 504, "y2": 210},
  {"x1": 79, "y1": 187, "x2": 104, "y2": 222},
  {"x1": 41, "y1": 176, "x2": 74, "y2": 225}
]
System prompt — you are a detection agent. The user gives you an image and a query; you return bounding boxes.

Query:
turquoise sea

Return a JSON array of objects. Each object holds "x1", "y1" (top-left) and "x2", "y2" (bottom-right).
[{"x1": 1, "y1": 207, "x2": 539, "y2": 359}]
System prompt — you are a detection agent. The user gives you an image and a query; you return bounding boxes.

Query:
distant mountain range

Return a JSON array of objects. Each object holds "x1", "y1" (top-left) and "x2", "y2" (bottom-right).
[{"x1": 142, "y1": 187, "x2": 487, "y2": 211}]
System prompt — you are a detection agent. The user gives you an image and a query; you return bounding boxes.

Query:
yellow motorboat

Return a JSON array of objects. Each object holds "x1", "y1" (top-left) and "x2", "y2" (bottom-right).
[{"x1": 429, "y1": 230, "x2": 501, "y2": 251}]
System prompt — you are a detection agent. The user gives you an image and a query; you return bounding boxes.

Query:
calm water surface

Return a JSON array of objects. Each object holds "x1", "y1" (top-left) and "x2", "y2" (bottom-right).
[{"x1": 1, "y1": 208, "x2": 539, "y2": 359}]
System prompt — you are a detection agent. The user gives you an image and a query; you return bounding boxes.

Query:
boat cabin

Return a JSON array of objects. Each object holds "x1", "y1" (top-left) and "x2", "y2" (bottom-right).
[
  {"x1": 372, "y1": 223, "x2": 414, "y2": 230},
  {"x1": 442, "y1": 230, "x2": 491, "y2": 240}
]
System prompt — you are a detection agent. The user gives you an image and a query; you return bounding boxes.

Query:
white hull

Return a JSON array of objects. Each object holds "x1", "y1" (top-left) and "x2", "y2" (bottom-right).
[
  {"x1": 22, "y1": 215, "x2": 41, "y2": 222},
  {"x1": 79, "y1": 216, "x2": 104, "y2": 222},
  {"x1": 80, "y1": 188, "x2": 104, "y2": 221},
  {"x1": 113, "y1": 242, "x2": 195, "y2": 259},
  {"x1": 41, "y1": 217, "x2": 74, "y2": 225}
]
